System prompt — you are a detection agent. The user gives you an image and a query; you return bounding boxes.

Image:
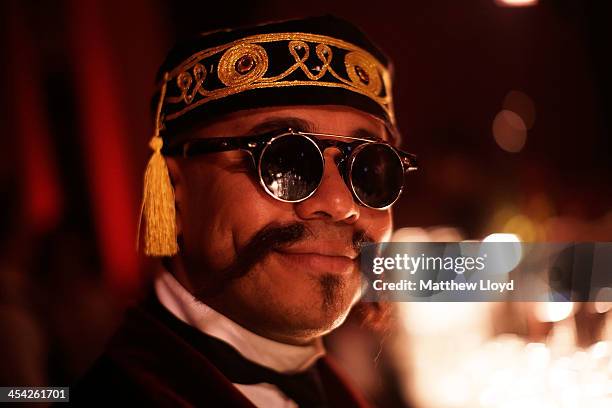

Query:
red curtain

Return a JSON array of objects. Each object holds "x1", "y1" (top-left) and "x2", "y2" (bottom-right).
[{"x1": 4, "y1": 0, "x2": 169, "y2": 293}]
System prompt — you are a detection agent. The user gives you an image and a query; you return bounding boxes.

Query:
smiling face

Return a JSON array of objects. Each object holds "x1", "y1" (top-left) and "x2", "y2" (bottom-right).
[{"x1": 166, "y1": 105, "x2": 394, "y2": 345}]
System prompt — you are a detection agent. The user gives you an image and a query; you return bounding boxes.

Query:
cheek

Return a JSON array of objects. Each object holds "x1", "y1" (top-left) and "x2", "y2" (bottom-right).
[
  {"x1": 181, "y1": 164, "x2": 292, "y2": 269},
  {"x1": 360, "y1": 208, "x2": 393, "y2": 243}
]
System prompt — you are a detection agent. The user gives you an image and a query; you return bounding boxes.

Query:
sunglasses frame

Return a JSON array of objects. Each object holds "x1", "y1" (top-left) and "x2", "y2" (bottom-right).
[{"x1": 164, "y1": 129, "x2": 418, "y2": 210}]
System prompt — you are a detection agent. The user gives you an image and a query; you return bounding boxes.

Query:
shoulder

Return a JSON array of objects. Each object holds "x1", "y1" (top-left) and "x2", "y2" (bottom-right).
[{"x1": 69, "y1": 298, "x2": 255, "y2": 407}]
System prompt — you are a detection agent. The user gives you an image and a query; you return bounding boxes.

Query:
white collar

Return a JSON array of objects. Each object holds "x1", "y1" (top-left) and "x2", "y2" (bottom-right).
[{"x1": 154, "y1": 269, "x2": 325, "y2": 374}]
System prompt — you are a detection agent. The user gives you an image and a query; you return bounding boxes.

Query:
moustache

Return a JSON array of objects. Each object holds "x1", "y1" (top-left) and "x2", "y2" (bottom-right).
[{"x1": 193, "y1": 222, "x2": 374, "y2": 298}]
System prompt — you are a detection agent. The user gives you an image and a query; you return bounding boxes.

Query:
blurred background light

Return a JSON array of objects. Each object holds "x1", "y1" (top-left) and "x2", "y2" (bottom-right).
[
  {"x1": 492, "y1": 110, "x2": 527, "y2": 153},
  {"x1": 594, "y1": 288, "x2": 612, "y2": 313},
  {"x1": 392, "y1": 227, "x2": 430, "y2": 242},
  {"x1": 503, "y1": 214, "x2": 537, "y2": 242},
  {"x1": 534, "y1": 302, "x2": 575, "y2": 323},
  {"x1": 495, "y1": 0, "x2": 538, "y2": 7},
  {"x1": 427, "y1": 226, "x2": 464, "y2": 242},
  {"x1": 503, "y1": 90, "x2": 536, "y2": 129},
  {"x1": 483, "y1": 233, "x2": 521, "y2": 243},
  {"x1": 482, "y1": 233, "x2": 523, "y2": 274}
]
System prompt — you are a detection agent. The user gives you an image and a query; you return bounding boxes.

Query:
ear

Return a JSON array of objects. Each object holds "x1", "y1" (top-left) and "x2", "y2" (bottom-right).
[{"x1": 165, "y1": 156, "x2": 183, "y2": 237}]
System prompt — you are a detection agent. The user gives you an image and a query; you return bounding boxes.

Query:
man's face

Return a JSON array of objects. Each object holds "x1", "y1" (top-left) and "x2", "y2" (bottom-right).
[{"x1": 167, "y1": 105, "x2": 393, "y2": 344}]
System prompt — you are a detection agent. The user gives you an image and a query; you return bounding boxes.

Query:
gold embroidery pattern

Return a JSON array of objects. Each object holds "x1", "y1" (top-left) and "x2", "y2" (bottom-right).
[
  {"x1": 162, "y1": 32, "x2": 394, "y2": 124},
  {"x1": 344, "y1": 51, "x2": 382, "y2": 95},
  {"x1": 174, "y1": 63, "x2": 207, "y2": 104},
  {"x1": 218, "y1": 43, "x2": 269, "y2": 86}
]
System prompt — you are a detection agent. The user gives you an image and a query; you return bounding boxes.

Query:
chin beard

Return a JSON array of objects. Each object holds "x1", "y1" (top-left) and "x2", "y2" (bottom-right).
[{"x1": 318, "y1": 273, "x2": 360, "y2": 328}]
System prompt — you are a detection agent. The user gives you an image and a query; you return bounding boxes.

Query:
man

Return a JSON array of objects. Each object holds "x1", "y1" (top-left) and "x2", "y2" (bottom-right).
[{"x1": 72, "y1": 15, "x2": 417, "y2": 407}]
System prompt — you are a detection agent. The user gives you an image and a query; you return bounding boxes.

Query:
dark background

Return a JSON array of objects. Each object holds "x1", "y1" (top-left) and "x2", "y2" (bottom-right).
[{"x1": 1, "y1": 0, "x2": 610, "y2": 405}]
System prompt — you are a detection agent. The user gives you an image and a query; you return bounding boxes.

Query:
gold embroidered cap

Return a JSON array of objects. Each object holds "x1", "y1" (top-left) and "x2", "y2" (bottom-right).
[
  {"x1": 139, "y1": 16, "x2": 398, "y2": 257},
  {"x1": 156, "y1": 15, "x2": 397, "y2": 141}
]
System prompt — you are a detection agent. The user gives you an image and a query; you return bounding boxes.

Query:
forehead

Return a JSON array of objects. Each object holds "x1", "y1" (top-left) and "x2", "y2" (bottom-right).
[{"x1": 181, "y1": 105, "x2": 390, "y2": 142}]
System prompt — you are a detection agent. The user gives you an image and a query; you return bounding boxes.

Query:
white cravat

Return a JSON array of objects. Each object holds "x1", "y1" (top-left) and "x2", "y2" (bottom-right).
[{"x1": 154, "y1": 269, "x2": 325, "y2": 408}]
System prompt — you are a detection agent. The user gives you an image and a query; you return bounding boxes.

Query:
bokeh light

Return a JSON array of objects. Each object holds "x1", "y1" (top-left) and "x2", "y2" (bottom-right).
[
  {"x1": 482, "y1": 233, "x2": 523, "y2": 274},
  {"x1": 594, "y1": 288, "x2": 612, "y2": 313},
  {"x1": 483, "y1": 233, "x2": 521, "y2": 243},
  {"x1": 503, "y1": 90, "x2": 536, "y2": 129},
  {"x1": 492, "y1": 110, "x2": 528, "y2": 153},
  {"x1": 495, "y1": 0, "x2": 538, "y2": 7},
  {"x1": 534, "y1": 302, "x2": 575, "y2": 323}
]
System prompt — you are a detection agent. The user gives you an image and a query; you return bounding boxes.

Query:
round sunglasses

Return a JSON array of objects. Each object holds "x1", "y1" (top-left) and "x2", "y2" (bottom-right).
[{"x1": 164, "y1": 129, "x2": 418, "y2": 210}]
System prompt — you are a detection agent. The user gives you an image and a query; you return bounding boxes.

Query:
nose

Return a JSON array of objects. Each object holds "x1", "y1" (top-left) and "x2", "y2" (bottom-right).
[{"x1": 294, "y1": 148, "x2": 359, "y2": 223}]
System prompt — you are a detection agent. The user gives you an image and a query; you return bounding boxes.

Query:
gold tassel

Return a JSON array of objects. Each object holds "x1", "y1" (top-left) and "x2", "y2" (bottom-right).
[{"x1": 137, "y1": 73, "x2": 178, "y2": 256}]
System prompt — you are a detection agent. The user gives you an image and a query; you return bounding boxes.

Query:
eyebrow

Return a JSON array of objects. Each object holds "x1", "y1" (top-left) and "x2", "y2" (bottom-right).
[
  {"x1": 247, "y1": 117, "x2": 317, "y2": 134},
  {"x1": 247, "y1": 116, "x2": 385, "y2": 142},
  {"x1": 352, "y1": 128, "x2": 385, "y2": 142}
]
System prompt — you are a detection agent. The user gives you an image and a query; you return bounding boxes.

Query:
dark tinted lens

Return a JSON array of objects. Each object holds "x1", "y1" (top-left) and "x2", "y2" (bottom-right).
[
  {"x1": 351, "y1": 144, "x2": 404, "y2": 208},
  {"x1": 259, "y1": 135, "x2": 324, "y2": 201}
]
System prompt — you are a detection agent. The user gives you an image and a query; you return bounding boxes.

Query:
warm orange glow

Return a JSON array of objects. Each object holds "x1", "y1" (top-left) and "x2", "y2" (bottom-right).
[{"x1": 503, "y1": 214, "x2": 537, "y2": 241}]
